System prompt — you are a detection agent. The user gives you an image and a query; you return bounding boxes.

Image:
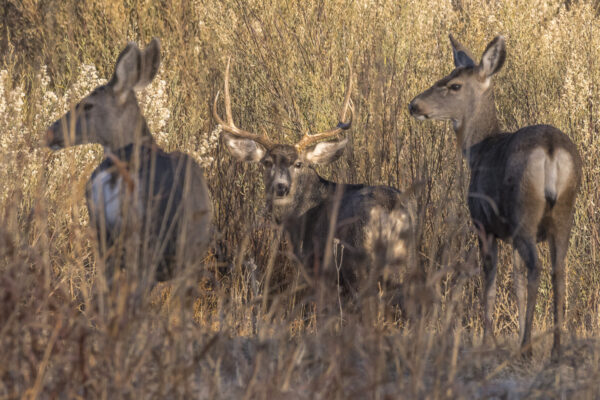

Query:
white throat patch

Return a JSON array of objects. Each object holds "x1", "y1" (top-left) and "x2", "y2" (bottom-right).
[
  {"x1": 273, "y1": 197, "x2": 293, "y2": 206},
  {"x1": 90, "y1": 170, "x2": 122, "y2": 230}
]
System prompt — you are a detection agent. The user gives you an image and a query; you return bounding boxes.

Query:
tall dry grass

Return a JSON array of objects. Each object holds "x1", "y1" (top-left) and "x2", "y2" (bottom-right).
[{"x1": 1, "y1": 0, "x2": 600, "y2": 398}]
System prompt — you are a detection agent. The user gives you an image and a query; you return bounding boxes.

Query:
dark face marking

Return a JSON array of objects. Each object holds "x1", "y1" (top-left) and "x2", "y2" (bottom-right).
[{"x1": 261, "y1": 144, "x2": 304, "y2": 205}]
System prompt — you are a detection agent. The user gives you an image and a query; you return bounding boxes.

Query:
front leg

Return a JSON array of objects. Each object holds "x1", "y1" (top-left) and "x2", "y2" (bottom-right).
[{"x1": 480, "y1": 234, "x2": 498, "y2": 346}]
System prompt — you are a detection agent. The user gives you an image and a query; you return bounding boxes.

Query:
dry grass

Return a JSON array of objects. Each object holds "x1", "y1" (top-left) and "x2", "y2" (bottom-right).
[{"x1": 1, "y1": 0, "x2": 600, "y2": 398}]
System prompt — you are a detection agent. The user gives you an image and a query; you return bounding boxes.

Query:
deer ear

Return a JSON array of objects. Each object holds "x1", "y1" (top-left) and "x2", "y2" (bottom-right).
[
  {"x1": 449, "y1": 34, "x2": 475, "y2": 68},
  {"x1": 221, "y1": 132, "x2": 266, "y2": 162},
  {"x1": 135, "y1": 38, "x2": 161, "y2": 90},
  {"x1": 478, "y1": 36, "x2": 506, "y2": 79},
  {"x1": 303, "y1": 138, "x2": 348, "y2": 165},
  {"x1": 111, "y1": 42, "x2": 142, "y2": 99}
]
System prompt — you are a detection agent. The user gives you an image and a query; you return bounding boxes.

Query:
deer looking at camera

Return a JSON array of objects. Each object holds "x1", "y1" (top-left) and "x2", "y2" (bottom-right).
[
  {"x1": 46, "y1": 39, "x2": 213, "y2": 283},
  {"x1": 409, "y1": 35, "x2": 582, "y2": 358},
  {"x1": 215, "y1": 59, "x2": 412, "y2": 298}
]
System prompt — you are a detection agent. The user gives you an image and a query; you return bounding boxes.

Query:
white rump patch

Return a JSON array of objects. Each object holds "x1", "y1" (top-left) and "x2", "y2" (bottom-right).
[
  {"x1": 524, "y1": 148, "x2": 546, "y2": 199},
  {"x1": 553, "y1": 148, "x2": 574, "y2": 198},
  {"x1": 525, "y1": 147, "x2": 575, "y2": 202}
]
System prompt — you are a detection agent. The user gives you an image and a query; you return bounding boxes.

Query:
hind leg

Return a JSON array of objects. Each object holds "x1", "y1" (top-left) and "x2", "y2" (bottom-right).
[
  {"x1": 548, "y1": 232, "x2": 568, "y2": 360},
  {"x1": 512, "y1": 248, "x2": 527, "y2": 344},
  {"x1": 513, "y1": 235, "x2": 540, "y2": 358},
  {"x1": 547, "y1": 199, "x2": 576, "y2": 360}
]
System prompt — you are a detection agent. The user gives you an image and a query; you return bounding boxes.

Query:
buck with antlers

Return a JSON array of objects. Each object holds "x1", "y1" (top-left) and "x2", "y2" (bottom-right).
[
  {"x1": 215, "y1": 59, "x2": 412, "y2": 296},
  {"x1": 46, "y1": 39, "x2": 213, "y2": 283},
  {"x1": 409, "y1": 35, "x2": 582, "y2": 358}
]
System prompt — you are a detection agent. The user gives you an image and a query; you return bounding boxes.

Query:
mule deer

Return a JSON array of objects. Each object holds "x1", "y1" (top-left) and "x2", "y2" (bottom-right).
[
  {"x1": 409, "y1": 35, "x2": 582, "y2": 358},
  {"x1": 46, "y1": 39, "x2": 213, "y2": 282},
  {"x1": 215, "y1": 59, "x2": 412, "y2": 297}
]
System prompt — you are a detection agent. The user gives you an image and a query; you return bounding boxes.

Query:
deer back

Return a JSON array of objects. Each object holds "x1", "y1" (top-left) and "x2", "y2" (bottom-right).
[{"x1": 86, "y1": 143, "x2": 212, "y2": 281}]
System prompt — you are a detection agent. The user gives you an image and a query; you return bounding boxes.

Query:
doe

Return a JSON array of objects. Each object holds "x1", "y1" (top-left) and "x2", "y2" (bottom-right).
[
  {"x1": 46, "y1": 39, "x2": 213, "y2": 283},
  {"x1": 409, "y1": 35, "x2": 581, "y2": 358}
]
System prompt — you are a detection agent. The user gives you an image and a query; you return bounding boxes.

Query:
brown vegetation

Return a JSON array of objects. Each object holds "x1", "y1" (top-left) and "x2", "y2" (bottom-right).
[{"x1": 1, "y1": 0, "x2": 600, "y2": 398}]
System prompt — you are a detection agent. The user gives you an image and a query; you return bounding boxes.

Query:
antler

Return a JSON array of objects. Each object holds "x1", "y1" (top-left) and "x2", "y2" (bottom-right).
[
  {"x1": 213, "y1": 57, "x2": 274, "y2": 149},
  {"x1": 295, "y1": 59, "x2": 354, "y2": 151}
]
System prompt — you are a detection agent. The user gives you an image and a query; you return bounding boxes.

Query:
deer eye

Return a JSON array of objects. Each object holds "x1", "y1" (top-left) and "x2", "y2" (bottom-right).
[
  {"x1": 262, "y1": 159, "x2": 273, "y2": 168},
  {"x1": 83, "y1": 103, "x2": 94, "y2": 111},
  {"x1": 294, "y1": 161, "x2": 303, "y2": 169},
  {"x1": 449, "y1": 84, "x2": 462, "y2": 91}
]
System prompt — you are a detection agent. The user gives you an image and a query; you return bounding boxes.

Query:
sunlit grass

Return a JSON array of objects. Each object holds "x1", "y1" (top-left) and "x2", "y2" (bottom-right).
[{"x1": 1, "y1": 0, "x2": 599, "y2": 398}]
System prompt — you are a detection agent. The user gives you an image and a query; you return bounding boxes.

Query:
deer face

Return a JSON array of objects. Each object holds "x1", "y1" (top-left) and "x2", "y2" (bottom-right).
[
  {"x1": 261, "y1": 144, "x2": 300, "y2": 205},
  {"x1": 46, "y1": 39, "x2": 161, "y2": 150},
  {"x1": 408, "y1": 67, "x2": 479, "y2": 126},
  {"x1": 222, "y1": 132, "x2": 347, "y2": 215},
  {"x1": 408, "y1": 35, "x2": 506, "y2": 132}
]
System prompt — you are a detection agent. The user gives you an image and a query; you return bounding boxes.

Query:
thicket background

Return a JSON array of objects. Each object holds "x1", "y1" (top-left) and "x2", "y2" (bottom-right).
[{"x1": 1, "y1": 0, "x2": 600, "y2": 398}]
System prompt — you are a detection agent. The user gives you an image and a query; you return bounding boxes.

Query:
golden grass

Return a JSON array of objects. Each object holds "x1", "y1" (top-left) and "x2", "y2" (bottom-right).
[{"x1": 1, "y1": 0, "x2": 600, "y2": 398}]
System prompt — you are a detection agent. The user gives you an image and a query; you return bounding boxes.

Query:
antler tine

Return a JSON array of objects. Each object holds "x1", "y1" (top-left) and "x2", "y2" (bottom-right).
[
  {"x1": 338, "y1": 58, "x2": 353, "y2": 123},
  {"x1": 213, "y1": 58, "x2": 273, "y2": 149},
  {"x1": 223, "y1": 57, "x2": 234, "y2": 126},
  {"x1": 295, "y1": 58, "x2": 354, "y2": 151}
]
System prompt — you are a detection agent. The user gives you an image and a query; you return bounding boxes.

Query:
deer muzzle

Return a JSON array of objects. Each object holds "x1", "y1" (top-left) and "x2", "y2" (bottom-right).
[
  {"x1": 45, "y1": 122, "x2": 64, "y2": 150},
  {"x1": 275, "y1": 183, "x2": 290, "y2": 197},
  {"x1": 408, "y1": 99, "x2": 429, "y2": 120}
]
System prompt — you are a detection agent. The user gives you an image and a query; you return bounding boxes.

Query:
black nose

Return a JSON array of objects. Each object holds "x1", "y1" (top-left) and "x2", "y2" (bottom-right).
[
  {"x1": 275, "y1": 183, "x2": 289, "y2": 197},
  {"x1": 45, "y1": 122, "x2": 64, "y2": 148},
  {"x1": 408, "y1": 101, "x2": 419, "y2": 115}
]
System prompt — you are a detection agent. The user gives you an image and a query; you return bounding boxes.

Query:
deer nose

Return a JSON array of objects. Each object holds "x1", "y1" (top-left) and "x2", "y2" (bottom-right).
[
  {"x1": 275, "y1": 183, "x2": 289, "y2": 197},
  {"x1": 45, "y1": 128, "x2": 54, "y2": 145},
  {"x1": 408, "y1": 101, "x2": 419, "y2": 115}
]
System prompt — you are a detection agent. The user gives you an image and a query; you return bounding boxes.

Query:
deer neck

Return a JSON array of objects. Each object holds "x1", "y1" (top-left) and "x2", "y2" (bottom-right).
[
  {"x1": 310, "y1": 173, "x2": 337, "y2": 202},
  {"x1": 130, "y1": 116, "x2": 154, "y2": 144},
  {"x1": 455, "y1": 89, "x2": 501, "y2": 162},
  {"x1": 121, "y1": 116, "x2": 155, "y2": 149},
  {"x1": 276, "y1": 173, "x2": 336, "y2": 261},
  {"x1": 103, "y1": 119, "x2": 155, "y2": 157},
  {"x1": 273, "y1": 172, "x2": 333, "y2": 225}
]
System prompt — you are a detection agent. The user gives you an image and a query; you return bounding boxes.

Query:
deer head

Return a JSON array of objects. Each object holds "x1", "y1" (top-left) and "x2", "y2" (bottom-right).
[
  {"x1": 215, "y1": 58, "x2": 354, "y2": 218},
  {"x1": 408, "y1": 35, "x2": 506, "y2": 149},
  {"x1": 46, "y1": 38, "x2": 161, "y2": 150}
]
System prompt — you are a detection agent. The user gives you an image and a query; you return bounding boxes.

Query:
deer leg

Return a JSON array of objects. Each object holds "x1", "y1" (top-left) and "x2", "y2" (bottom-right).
[
  {"x1": 549, "y1": 230, "x2": 569, "y2": 361},
  {"x1": 513, "y1": 235, "x2": 540, "y2": 358},
  {"x1": 512, "y1": 248, "x2": 527, "y2": 344},
  {"x1": 480, "y1": 235, "x2": 498, "y2": 345}
]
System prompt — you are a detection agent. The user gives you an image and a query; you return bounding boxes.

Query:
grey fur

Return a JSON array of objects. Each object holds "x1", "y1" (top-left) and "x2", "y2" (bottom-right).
[
  {"x1": 46, "y1": 39, "x2": 212, "y2": 282},
  {"x1": 409, "y1": 35, "x2": 582, "y2": 358},
  {"x1": 222, "y1": 132, "x2": 412, "y2": 296}
]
